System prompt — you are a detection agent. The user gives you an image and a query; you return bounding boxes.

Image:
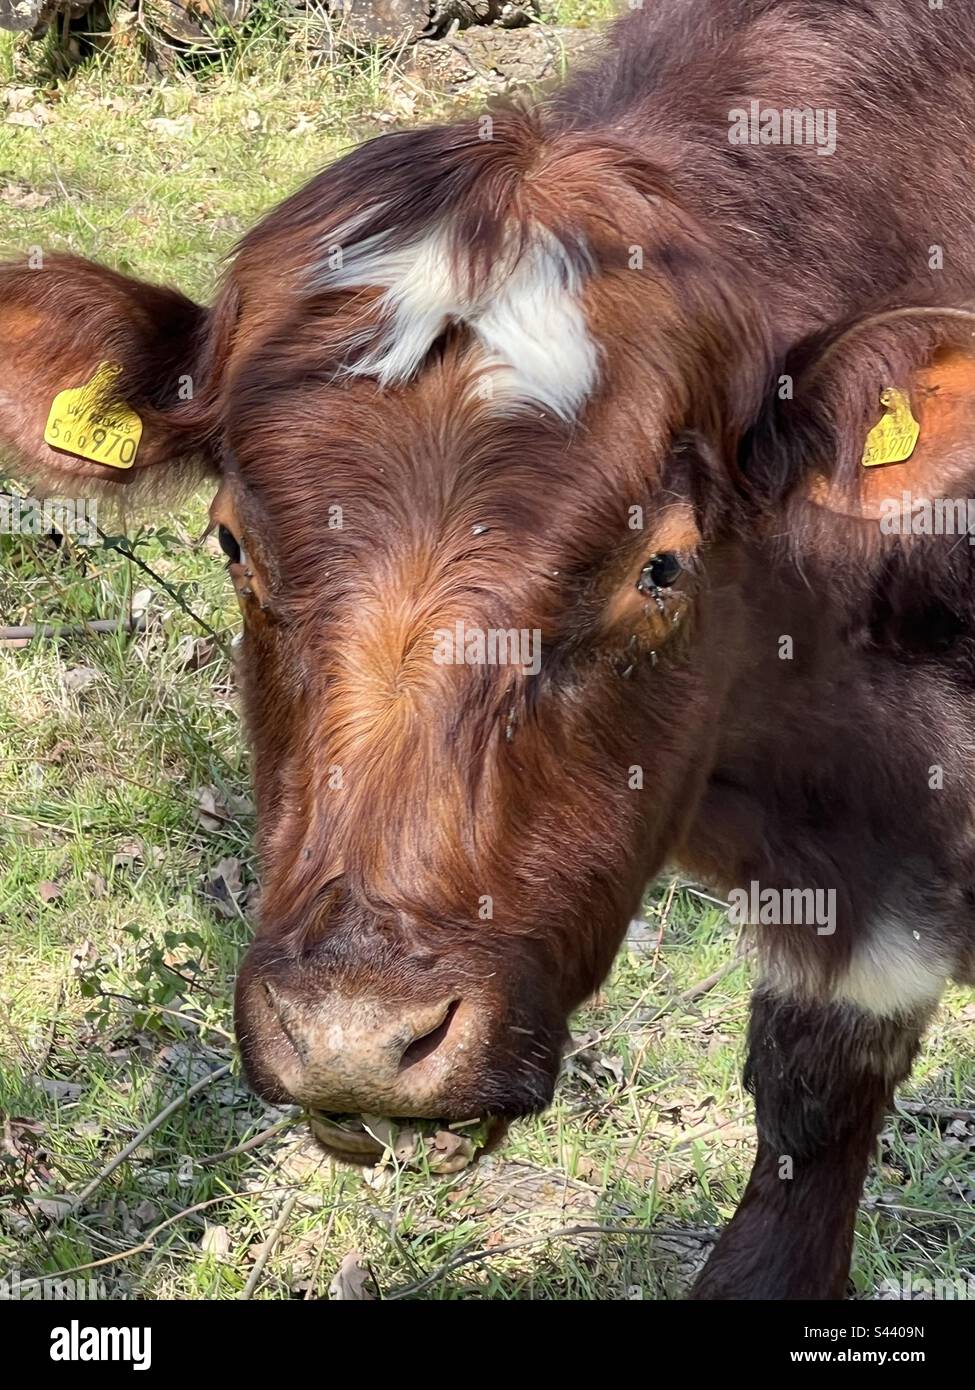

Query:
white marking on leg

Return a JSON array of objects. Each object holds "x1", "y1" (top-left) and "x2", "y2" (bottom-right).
[
  {"x1": 762, "y1": 920, "x2": 949, "y2": 1018},
  {"x1": 832, "y1": 927, "x2": 948, "y2": 1016}
]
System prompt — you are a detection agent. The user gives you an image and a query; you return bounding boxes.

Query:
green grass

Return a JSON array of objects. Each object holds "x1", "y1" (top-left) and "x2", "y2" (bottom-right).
[{"x1": 1, "y1": 16, "x2": 974, "y2": 1301}]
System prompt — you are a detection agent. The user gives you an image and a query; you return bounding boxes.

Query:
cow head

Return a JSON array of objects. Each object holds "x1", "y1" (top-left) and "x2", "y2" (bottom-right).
[{"x1": 5, "y1": 115, "x2": 974, "y2": 1152}]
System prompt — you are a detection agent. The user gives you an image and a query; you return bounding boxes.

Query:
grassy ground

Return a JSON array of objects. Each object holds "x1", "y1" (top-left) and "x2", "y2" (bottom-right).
[{"x1": 1, "y1": 19, "x2": 974, "y2": 1301}]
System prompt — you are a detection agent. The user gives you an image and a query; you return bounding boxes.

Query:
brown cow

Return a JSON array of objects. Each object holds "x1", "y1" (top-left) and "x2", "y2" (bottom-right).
[{"x1": 3, "y1": 0, "x2": 975, "y2": 1298}]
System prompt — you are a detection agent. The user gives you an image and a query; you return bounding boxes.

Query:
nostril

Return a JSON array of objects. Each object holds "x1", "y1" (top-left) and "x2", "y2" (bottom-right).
[
  {"x1": 263, "y1": 980, "x2": 309, "y2": 1063},
  {"x1": 398, "y1": 998, "x2": 461, "y2": 1072}
]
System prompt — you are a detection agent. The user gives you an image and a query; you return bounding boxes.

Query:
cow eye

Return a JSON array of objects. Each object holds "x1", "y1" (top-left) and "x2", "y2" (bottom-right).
[
  {"x1": 218, "y1": 524, "x2": 241, "y2": 565},
  {"x1": 637, "y1": 552, "x2": 682, "y2": 594}
]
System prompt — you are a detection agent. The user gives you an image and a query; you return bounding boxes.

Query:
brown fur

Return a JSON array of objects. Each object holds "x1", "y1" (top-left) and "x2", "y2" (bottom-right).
[{"x1": 3, "y1": 0, "x2": 975, "y2": 1296}]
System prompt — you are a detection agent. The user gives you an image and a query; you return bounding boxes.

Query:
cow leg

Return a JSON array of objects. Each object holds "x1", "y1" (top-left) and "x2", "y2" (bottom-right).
[{"x1": 691, "y1": 988, "x2": 929, "y2": 1300}]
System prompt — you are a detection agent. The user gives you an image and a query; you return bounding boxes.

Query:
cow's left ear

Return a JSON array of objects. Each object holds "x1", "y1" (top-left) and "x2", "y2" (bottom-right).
[
  {"x1": 0, "y1": 253, "x2": 218, "y2": 497},
  {"x1": 743, "y1": 307, "x2": 975, "y2": 523}
]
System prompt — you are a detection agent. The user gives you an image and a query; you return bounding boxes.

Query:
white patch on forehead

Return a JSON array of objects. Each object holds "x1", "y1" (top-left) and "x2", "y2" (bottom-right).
[
  {"x1": 314, "y1": 222, "x2": 599, "y2": 420},
  {"x1": 475, "y1": 239, "x2": 599, "y2": 418}
]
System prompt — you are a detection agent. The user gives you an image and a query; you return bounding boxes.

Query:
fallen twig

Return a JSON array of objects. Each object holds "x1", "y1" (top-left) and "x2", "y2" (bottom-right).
[
  {"x1": 863, "y1": 1200, "x2": 975, "y2": 1230},
  {"x1": 668, "y1": 1115, "x2": 752, "y2": 1151},
  {"x1": 239, "y1": 1189, "x2": 301, "y2": 1299},
  {"x1": 661, "y1": 958, "x2": 745, "y2": 1013},
  {"x1": 34, "y1": 983, "x2": 66, "y2": 1073},
  {"x1": 567, "y1": 952, "x2": 748, "y2": 1060},
  {"x1": 0, "y1": 616, "x2": 146, "y2": 646},
  {"x1": 304, "y1": 1208, "x2": 338, "y2": 1300},
  {"x1": 93, "y1": 991, "x2": 235, "y2": 1044},
  {"x1": 97, "y1": 530, "x2": 228, "y2": 651},
  {"x1": 199, "y1": 1115, "x2": 300, "y2": 1167},
  {"x1": 60, "y1": 1063, "x2": 232, "y2": 1216},
  {"x1": 386, "y1": 1222, "x2": 718, "y2": 1300},
  {"x1": 12, "y1": 1185, "x2": 316, "y2": 1292},
  {"x1": 675, "y1": 881, "x2": 732, "y2": 912},
  {"x1": 624, "y1": 881, "x2": 677, "y2": 1083},
  {"x1": 896, "y1": 1100, "x2": 975, "y2": 1124}
]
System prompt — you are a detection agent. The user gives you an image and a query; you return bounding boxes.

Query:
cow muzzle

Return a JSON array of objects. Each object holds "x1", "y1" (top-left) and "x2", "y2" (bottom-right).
[
  {"x1": 257, "y1": 982, "x2": 473, "y2": 1113},
  {"x1": 235, "y1": 971, "x2": 561, "y2": 1149},
  {"x1": 233, "y1": 918, "x2": 569, "y2": 1152}
]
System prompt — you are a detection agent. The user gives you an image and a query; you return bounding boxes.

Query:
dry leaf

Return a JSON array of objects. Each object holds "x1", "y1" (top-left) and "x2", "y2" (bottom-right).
[
  {"x1": 147, "y1": 115, "x2": 192, "y2": 136},
  {"x1": 2, "y1": 87, "x2": 37, "y2": 110},
  {"x1": 29, "y1": 1195, "x2": 74, "y2": 1220},
  {"x1": 112, "y1": 838, "x2": 144, "y2": 870},
  {"x1": 62, "y1": 665, "x2": 100, "y2": 696},
  {"x1": 130, "y1": 587, "x2": 153, "y2": 618},
  {"x1": 202, "y1": 856, "x2": 244, "y2": 917},
  {"x1": 328, "y1": 1251, "x2": 375, "y2": 1301},
  {"x1": 429, "y1": 1130, "x2": 475, "y2": 1174},
  {"x1": 70, "y1": 939, "x2": 97, "y2": 973},
  {"x1": 360, "y1": 1114, "x2": 397, "y2": 1153},
  {"x1": 176, "y1": 635, "x2": 216, "y2": 671},
  {"x1": 1, "y1": 183, "x2": 50, "y2": 209},
  {"x1": 201, "y1": 1223, "x2": 231, "y2": 1259},
  {"x1": 195, "y1": 785, "x2": 231, "y2": 832},
  {"x1": 6, "y1": 110, "x2": 41, "y2": 128},
  {"x1": 393, "y1": 1127, "x2": 420, "y2": 1162},
  {"x1": 38, "y1": 881, "x2": 62, "y2": 904},
  {"x1": 31, "y1": 1077, "x2": 83, "y2": 1101}
]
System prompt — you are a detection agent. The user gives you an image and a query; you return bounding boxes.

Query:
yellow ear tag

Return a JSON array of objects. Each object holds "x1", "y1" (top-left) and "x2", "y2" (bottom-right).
[
  {"x1": 861, "y1": 386, "x2": 920, "y2": 468},
  {"x1": 44, "y1": 362, "x2": 143, "y2": 469}
]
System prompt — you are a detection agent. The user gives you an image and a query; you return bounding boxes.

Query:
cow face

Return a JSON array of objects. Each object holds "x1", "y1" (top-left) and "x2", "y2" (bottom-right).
[
  {"x1": 11, "y1": 121, "x2": 971, "y2": 1150},
  {"x1": 0, "y1": 123, "x2": 769, "y2": 1145},
  {"x1": 0, "y1": 178, "x2": 761, "y2": 1143},
  {"x1": 211, "y1": 121, "x2": 771, "y2": 1137}
]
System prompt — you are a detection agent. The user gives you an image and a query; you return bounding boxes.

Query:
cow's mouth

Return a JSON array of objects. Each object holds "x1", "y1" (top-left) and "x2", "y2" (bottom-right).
[{"x1": 307, "y1": 1111, "x2": 508, "y2": 1170}]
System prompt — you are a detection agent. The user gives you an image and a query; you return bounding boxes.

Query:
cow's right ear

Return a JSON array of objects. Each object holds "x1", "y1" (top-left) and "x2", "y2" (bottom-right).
[
  {"x1": 0, "y1": 253, "x2": 218, "y2": 497},
  {"x1": 743, "y1": 307, "x2": 975, "y2": 525}
]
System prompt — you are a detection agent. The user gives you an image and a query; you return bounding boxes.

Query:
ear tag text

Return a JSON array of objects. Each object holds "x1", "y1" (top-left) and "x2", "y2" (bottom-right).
[
  {"x1": 44, "y1": 362, "x2": 143, "y2": 469},
  {"x1": 861, "y1": 386, "x2": 920, "y2": 468}
]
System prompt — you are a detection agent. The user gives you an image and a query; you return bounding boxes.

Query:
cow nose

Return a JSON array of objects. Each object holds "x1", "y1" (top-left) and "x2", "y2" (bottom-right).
[{"x1": 261, "y1": 983, "x2": 467, "y2": 1116}]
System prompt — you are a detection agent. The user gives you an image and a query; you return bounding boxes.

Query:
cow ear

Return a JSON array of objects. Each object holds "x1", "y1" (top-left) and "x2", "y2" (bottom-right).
[
  {"x1": 744, "y1": 308, "x2": 975, "y2": 524},
  {"x1": 0, "y1": 253, "x2": 217, "y2": 498}
]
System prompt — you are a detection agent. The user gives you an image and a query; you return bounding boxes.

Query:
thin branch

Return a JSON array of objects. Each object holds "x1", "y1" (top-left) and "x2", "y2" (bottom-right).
[
  {"x1": 97, "y1": 529, "x2": 228, "y2": 650},
  {"x1": 567, "y1": 953, "x2": 748, "y2": 1060},
  {"x1": 34, "y1": 983, "x2": 66, "y2": 1072},
  {"x1": 92, "y1": 991, "x2": 235, "y2": 1044},
  {"x1": 12, "y1": 1185, "x2": 309, "y2": 1291},
  {"x1": 661, "y1": 958, "x2": 746, "y2": 1013},
  {"x1": 896, "y1": 1100, "x2": 975, "y2": 1124},
  {"x1": 304, "y1": 1207, "x2": 338, "y2": 1300},
  {"x1": 668, "y1": 1114, "x2": 751, "y2": 1152},
  {"x1": 61, "y1": 1063, "x2": 232, "y2": 1215},
  {"x1": 239, "y1": 1189, "x2": 301, "y2": 1300},
  {"x1": 198, "y1": 1115, "x2": 300, "y2": 1167},
  {"x1": 1, "y1": 480, "x2": 227, "y2": 650},
  {"x1": 386, "y1": 1222, "x2": 717, "y2": 1300},
  {"x1": 864, "y1": 1200, "x2": 975, "y2": 1228},
  {"x1": 675, "y1": 881, "x2": 732, "y2": 912},
  {"x1": 0, "y1": 617, "x2": 146, "y2": 645}
]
